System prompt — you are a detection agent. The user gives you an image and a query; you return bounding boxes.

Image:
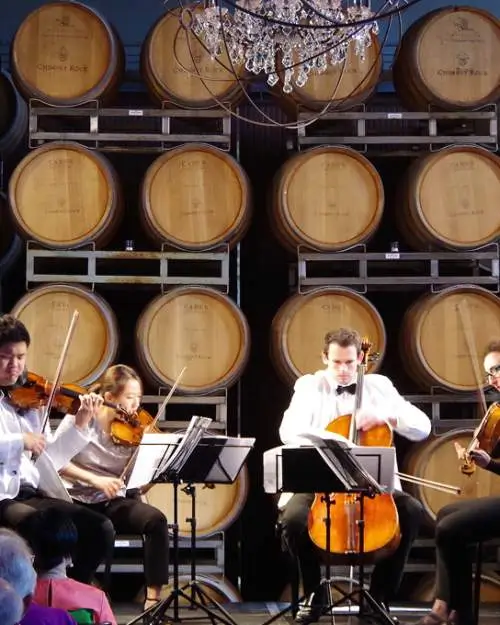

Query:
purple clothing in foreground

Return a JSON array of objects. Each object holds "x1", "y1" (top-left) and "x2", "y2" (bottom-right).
[{"x1": 21, "y1": 601, "x2": 77, "y2": 625}]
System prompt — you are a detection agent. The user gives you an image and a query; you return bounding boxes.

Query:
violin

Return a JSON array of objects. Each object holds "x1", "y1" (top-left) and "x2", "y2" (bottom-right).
[
  {"x1": 6, "y1": 371, "x2": 128, "y2": 416},
  {"x1": 461, "y1": 402, "x2": 500, "y2": 476},
  {"x1": 308, "y1": 339, "x2": 401, "y2": 562},
  {"x1": 7, "y1": 371, "x2": 159, "y2": 448},
  {"x1": 109, "y1": 407, "x2": 160, "y2": 447}
]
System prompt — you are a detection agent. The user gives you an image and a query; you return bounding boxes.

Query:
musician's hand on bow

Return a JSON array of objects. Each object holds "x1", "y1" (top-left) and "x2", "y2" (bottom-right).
[
  {"x1": 23, "y1": 432, "x2": 47, "y2": 455},
  {"x1": 74, "y1": 392, "x2": 104, "y2": 429},
  {"x1": 469, "y1": 448, "x2": 491, "y2": 468},
  {"x1": 356, "y1": 410, "x2": 387, "y2": 431},
  {"x1": 454, "y1": 439, "x2": 478, "y2": 460},
  {"x1": 91, "y1": 475, "x2": 124, "y2": 499}
]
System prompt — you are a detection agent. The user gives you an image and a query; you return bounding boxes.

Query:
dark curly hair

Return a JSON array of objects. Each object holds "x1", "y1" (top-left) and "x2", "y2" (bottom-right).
[{"x1": 0, "y1": 315, "x2": 30, "y2": 349}]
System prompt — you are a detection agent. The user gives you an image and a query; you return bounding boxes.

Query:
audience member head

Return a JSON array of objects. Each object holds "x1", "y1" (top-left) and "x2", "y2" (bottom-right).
[
  {"x1": 32, "y1": 508, "x2": 78, "y2": 575},
  {"x1": 0, "y1": 577, "x2": 24, "y2": 625},
  {"x1": 0, "y1": 528, "x2": 37, "y2": 612}
]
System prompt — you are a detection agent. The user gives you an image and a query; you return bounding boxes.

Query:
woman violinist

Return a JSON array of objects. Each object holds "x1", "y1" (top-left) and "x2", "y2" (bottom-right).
[
  {"x1": 57, "y1": 364, "x2": 169, "y2": 613},
  {"x1": 418, "y1": 340, "x2": 500, "y2": 625}
]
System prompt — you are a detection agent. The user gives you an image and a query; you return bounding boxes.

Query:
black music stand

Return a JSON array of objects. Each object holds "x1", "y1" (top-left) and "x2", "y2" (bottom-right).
[
  {"x1": 263, "y1": 440, "x2": 396, "y2": 625},
  {"x1": 127, "y1": 433, "x2": 254, "y2": 625}
]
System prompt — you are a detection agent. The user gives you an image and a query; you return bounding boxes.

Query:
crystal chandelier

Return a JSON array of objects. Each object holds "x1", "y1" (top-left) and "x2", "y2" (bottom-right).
[{"x1": 191, "y1": 1, "x2": 379, "y2": 94}]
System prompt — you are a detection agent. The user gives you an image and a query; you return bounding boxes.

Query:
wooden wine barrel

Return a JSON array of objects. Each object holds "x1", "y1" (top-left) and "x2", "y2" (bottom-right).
[
  {"x1": 410, "y1": 572, "x2": 500, "y2": 603},
  {"x1": 396, "y1": 146, "x2": 500, "y2": 251},
  {"x1": 141, "y1": 6, "x2": 245, "y2": 108},
  {"x1": 279, "y1": 34, "x2": 382, "y2": 112},
  {"x1": 403, "y1": 429, "x2": 500, "y2": 527},
  {"x1": 400, "y1": 285, "x2": 500, "y2": 392},
  {"x1": 135, "y1": 286, "x2": 250, "y2": 394},
  {"x1": 11, "y1": 284, "x2": 119, "y2": 386},
  {"x1": 393, "y1": 7, "x2": 500, "y2": 110},
  {"x1": 144, "y1": 465, "x2": 249, "y2": 539},
  {"x1": 137, "y1": 574, "x2": 242, "y2": 604},
  {"x1": 271, "y1": 147, "x2": 384, "y2": 252},
  {"x1": 0, "y1": 70, "x2": 28, "y2": 158},
  {"x1": 11, "y1": 1, "x2": 124, "y2": 106},
  {"x1": 141, "y1": 143, "x2": 252, "y2": 250},
  {"x1": 0, "y1": 193, "x2": 23, "y2": 276},
  {"x1": 8, "y1": 142, "x2": 123, "y2": 249},
  {"x1": 271, "y1": 288, "x2": 386, "y2": 386}
]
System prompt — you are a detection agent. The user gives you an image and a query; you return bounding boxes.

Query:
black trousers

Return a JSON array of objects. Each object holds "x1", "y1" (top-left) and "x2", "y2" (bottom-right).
[
  {"x1": 279, "y1": 490, "x2": 423, "y2": 602},
  {"x1": 81, "y1": 496, "x2": 170, "y2": 587},
  {"x1": 435, "y1": 496, "x2": 500, "y2": 625},
  {"x1": 0, "y1": 489, "x2": 115, "y2": 583}
]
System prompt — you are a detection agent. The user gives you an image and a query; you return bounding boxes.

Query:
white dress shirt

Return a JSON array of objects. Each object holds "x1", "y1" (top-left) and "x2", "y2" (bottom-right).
[
  {"x1": 278, "y1": 370, "x2": 431, "y2": 507},
  {"x1": 0, "y1": 393, "x2": 91, "y2": 501}
]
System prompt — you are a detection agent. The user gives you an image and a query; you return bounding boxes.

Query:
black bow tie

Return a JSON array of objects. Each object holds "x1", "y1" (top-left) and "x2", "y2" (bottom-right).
[{"x1": 336, "y1": 383, "x2": 357, "y2": 395}]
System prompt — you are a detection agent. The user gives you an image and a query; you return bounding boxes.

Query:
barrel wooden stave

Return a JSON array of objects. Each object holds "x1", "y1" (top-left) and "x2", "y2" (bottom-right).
[
  {"x1": 400, "y1": 285, "x2": 500, "y2": 392},
  {"x1": 135, "y1": 286, "x2": 250, "y2": 394},
  {"x1": 11, "y1": 284, "x2": 119, "y2": 386},
  {"x1": 144, "y1": 465, "x2": 249, "y2": 539},
  {"x1": 403, "y1": 429, "x2": 500, "y2": 527},
  {"x1": 8, "y1": 141, "x2": 123, "y2": 249},
  {"x1": 279, "y1": 34, "x2": 382, "y2": 113},
  {"x1": 141, "y1": 6, "x2": 245, "y2": 108},
  {"x1": 271, "y1": 146, "x2": 384, "y2": 252},
  {"x1": 393, "y1": 7, "x2": 500, "y2": 110},
  {"x1": 271, "y1": 288, "x2": 386, "y2": 386},
  {"x1": 11, "y1": 1, "x2": 124, "y2": 106},
  {"x1": 396, "y1": 146, "x2": 500, "y2": 251},
  {"x1": 141, "y1": 143, "x2": 252, "y2": 250}
]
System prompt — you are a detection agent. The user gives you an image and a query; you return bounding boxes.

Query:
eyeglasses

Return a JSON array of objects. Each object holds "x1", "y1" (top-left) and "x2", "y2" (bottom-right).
[{"x1": 486, "y1": 364, "x2": 500, "y2": 380}]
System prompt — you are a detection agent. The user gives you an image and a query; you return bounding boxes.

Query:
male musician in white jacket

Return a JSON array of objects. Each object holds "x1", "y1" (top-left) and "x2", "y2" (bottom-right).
[
  {"x1": 0, "y1": 314, "x2": 115, "y2": 583},
  {"x1": 279, "y1": 327, "x2": 431, "y2": 624}
]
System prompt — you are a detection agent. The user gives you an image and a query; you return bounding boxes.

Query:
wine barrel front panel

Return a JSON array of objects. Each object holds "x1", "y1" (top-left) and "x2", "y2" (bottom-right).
[
  {"x1": 135, "y1": 286, "x2": 250, "y2": 394},
  {"x1": 271, "y1": 288, "x2": 386, "y2": 386},
  {"x1": 141, "y1": 143, "x2": 251, "y2": 250},
  {"x1": 8, "y1": 142, "x2": 123, "y2": 249},
  {"x1": 393, "y1": 7, "x2": 500, "y2": 110},
  {"x1": 11, "y1": 284, "x2": 119, "y2": 386},
  {"x1": 400, "y1": 285, "x2": 500, "y2": 392},
  {"x1": 11, "y1": 1, "x2": 124, "y2": 105},
  {"x1": 271, "y1": 146, "x2": 384, "y2": 252}
]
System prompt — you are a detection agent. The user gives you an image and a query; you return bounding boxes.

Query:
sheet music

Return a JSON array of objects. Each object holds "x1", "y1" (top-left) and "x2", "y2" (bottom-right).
[
  {"x1": 35, "y1": 451, "x2": 72, "y2": 503},
  {"x1": 126, "y1": 416, "x2": 212, "y2": 490},
  {"x1": 155, "y1": 416, "x2": 212, "y2": 480}
]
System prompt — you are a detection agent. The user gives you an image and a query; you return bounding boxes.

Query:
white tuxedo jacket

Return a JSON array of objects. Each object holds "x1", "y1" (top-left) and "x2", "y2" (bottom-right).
[{"x1": 278, "y1": 370, "x2": 431, "y2": 507}]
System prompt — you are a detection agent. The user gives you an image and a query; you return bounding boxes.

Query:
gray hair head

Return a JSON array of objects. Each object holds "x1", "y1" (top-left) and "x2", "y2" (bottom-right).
[
  {"x1": 0, "y1": 577, "x2": 24, "y2": 625},
  {"x1": 0, "y1": 531, "x2": 36, "y2": 599}
]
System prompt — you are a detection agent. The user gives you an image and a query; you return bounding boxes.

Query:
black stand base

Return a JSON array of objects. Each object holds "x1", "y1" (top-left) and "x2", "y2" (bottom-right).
[{"x1": 126, "y1": 581, "x2": 240, "y2": 625}]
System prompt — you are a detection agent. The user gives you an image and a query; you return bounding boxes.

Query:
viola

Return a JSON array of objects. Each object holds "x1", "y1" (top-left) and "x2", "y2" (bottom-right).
[
  {"x1": 461, "y1": 402, "x2": 500, "y2": 476},
  {"x1": 307, "y1": 339, "x2": 401, "y2": 562}
]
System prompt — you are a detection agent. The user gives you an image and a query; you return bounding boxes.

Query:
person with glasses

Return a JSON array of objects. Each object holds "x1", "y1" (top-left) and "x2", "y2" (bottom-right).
[
  {"x1": 415, "y1": 340, "x2": 500, "y2": 625},
  {"x1": 278, "y1": 327, "x2": 431, "y2": 624}
]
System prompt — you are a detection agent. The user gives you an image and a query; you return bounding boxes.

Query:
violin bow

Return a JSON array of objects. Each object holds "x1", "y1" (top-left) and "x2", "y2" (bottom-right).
[
  {"x1": 457, "y1": 299, "x2": 488, "y2": 415},
  {"x1": 120, "y1": 365, "x2": 187, "y2": 482},
  {"x1": 40, "y1": 310, "x2": 80, "y2": 435}
]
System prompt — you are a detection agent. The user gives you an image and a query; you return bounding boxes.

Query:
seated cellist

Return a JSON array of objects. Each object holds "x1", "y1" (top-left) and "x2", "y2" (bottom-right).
[
  {"x1": 278, "y1": 327, "x2": 431, "y2": 624},
  {"x1": 416, "y1": 340, "x2": 500, "y2": 625}
]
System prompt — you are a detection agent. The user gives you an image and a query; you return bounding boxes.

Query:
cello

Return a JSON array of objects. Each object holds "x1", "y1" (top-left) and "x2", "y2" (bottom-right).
[{"x1": 307, "y1": 339, "x2": 401, "y2": 562}]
